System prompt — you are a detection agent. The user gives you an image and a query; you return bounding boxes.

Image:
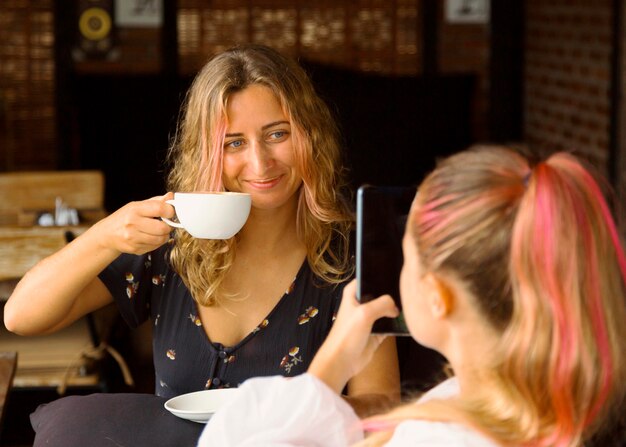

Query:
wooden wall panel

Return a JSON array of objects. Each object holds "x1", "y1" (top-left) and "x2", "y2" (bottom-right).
[
  {"x1": 0, "y1": 0, "x2": 57, "y2": 171},
  {"x1": 176, "y1": 0, "x2": 421, "y2": 76}
]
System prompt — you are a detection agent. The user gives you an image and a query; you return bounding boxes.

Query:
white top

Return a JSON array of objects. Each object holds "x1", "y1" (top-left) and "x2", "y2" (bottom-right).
[{"x1": 197, "y1": 374, "x2": 498, "y2": 447}]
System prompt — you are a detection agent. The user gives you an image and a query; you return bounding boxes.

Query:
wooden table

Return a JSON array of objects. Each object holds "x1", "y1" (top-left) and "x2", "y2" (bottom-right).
[{"x1": 0, "y1": 351, "x2": 17, "y2": 423}]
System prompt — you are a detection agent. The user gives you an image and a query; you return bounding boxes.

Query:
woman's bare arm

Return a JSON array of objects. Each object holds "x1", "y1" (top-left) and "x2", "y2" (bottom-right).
[
  {"x1": 4, "y1": 195, "x2": 174, "y2": 335},
  {"x1": 345, "y1": 336, "x2": 401, "y2": 417},
  {"x1": 307, "y1": 280, "x2": 402, "y2": 417}
]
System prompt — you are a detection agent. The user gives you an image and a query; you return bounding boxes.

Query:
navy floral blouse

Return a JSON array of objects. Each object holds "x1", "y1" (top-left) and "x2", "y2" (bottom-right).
[{"x1": 98, "y1": 244, "x2": 346, "y2": 399}]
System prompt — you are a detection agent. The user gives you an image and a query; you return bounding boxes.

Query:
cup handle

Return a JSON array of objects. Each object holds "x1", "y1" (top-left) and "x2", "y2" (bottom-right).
[{"x1": 161, "y1": 199, "x2": 183, "y2": 229}]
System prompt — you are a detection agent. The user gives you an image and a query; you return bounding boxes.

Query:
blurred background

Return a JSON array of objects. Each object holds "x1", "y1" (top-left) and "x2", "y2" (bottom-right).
[
  {"x1": 1, "y1": 0, "x2": 626, "y2": 445},
  {"x1": 3, "y1": 0, "x2": 623, "y2": 215},
  {"x1": 2, "y1": 0, "x2": 625, "y2": 217}
]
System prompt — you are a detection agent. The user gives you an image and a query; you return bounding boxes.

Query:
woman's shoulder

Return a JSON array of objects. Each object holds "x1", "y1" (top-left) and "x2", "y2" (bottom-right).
[
  {"x1": 386, "y1": 419, "x2": 498, "y2": 446},
  {"x1": 384, "y1": 378, "x2": 497, "y2": 446},
  {"x1": 417, "y1": 377, "x2": 459, "y2": 402}
]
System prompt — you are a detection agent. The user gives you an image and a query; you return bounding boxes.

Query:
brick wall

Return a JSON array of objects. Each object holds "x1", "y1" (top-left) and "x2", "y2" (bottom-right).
[{"x1": 524, "y1": 0, "x2": 613, "y2": 173}]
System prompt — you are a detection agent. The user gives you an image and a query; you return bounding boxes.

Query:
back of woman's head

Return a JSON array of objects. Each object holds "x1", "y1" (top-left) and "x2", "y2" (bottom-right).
[{"x1": 409, "y1": 145, "x2": 626, "y2": 446}]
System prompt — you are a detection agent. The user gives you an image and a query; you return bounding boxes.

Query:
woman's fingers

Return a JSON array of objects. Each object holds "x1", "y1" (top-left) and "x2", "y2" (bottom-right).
[
  {"x1": 93, "y1": 195, "x2": 176, "y2": 255},
  {"x1": 337, "y1": 280, "x2": 399, "y2": 327},
  {"x1": 360, "y1": 294, "x2": 400, "y2": 321},
  {"x1": 307, "y1": 280, "x2": 401, "y2": 392},
  {"x1": 135, "y1": 215, "x2": 173, "y2": 237},
  {"x1": 139, "y1": 195, "x2": 176, "y2": 219}
]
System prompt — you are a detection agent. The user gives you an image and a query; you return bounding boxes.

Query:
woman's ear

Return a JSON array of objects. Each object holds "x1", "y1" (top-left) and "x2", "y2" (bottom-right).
[{"x1": 425, "y1": 273, "x2": 454, "y2": 318}]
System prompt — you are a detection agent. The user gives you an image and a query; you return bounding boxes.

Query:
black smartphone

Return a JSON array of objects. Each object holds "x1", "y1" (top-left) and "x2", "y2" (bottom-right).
[{"x1": 356, "y1": 185, "x2": 417, "y2": 336}]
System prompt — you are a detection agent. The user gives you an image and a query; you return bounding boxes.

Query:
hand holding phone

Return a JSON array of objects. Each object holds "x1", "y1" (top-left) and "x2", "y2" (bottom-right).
[{"x1": 356, "y1": 185, "x2": 417, "y2": 336}]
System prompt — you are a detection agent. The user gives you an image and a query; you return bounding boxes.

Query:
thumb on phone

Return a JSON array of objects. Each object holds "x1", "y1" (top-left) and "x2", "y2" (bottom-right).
[{"x1": 307, "y1": 281, "x2": 399, "y2": 393}]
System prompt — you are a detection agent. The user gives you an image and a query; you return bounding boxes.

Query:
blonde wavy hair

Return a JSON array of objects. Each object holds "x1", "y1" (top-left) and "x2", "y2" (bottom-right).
[
  {"x1": 362, "y1": 146, "x2": 626, "y2": 446},
  {"x1": 166, "y1": 44, "x2": 353, "y2": 307}
]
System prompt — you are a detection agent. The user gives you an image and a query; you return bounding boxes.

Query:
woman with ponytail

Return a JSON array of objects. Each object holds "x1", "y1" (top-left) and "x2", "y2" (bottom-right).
[{"x1": 199, "y1": 145, "x2": 626, "y2": 446}]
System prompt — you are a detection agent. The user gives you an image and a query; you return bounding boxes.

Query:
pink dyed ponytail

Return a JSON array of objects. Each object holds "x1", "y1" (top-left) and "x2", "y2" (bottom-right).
[
  {"x1": 507, "y1": 152, "x2": 626, "y2": 446},
  {"x1": 356, "y1": 146, "x2": 625, "y2": 447}
]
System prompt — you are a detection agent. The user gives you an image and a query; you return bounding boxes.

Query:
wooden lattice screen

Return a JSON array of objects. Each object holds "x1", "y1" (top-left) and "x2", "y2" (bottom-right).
[
  {"x1": 177, "y1": 0, "x2": 421, "y2": 76},
  {"x1": 0, "y1": 1, "x2": 422, "y2": 171},
  {"x1": 0, "y1": 0, "x2": 56, "y2": 171}
]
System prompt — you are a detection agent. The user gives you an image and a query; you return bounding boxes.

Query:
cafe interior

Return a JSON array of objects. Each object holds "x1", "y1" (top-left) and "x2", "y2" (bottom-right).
[{"x1": 1, "y1": 0, "x2": 625, "y2": 446}]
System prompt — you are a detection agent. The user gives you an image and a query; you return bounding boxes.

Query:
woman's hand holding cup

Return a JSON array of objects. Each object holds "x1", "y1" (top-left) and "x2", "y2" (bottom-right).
[
  {"x1": 90, "y1": 194, "x2": 175, "y2": 256},
  {"x1": 89, "y1": 190, "x2": 252, "y2": 258}
]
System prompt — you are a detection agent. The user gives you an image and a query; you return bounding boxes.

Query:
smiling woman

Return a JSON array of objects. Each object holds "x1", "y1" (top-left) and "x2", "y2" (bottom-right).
[
  {"x1": 4, "y1": 44, "x2": 400, "y2": 446},
  {"x1": 221, "y1": 85, "x2": 302, "y2": 211},
  {"x1": 162, "y1": 46, "x2": 400, "y2": 413}
]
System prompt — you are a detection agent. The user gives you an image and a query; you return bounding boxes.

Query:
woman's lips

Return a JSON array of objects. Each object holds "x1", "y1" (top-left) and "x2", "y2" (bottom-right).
[{"x1": 246, "y1": 175, "x2": 282, "y2": 190}]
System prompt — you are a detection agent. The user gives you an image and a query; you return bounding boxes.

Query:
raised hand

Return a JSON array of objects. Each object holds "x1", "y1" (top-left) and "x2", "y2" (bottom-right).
[
  {"x1": 90, "y1": 193, "x2": 175, "y2": 255},
  {"x1": 308, "y1": 279, "x2": 399, "y2": 394}
]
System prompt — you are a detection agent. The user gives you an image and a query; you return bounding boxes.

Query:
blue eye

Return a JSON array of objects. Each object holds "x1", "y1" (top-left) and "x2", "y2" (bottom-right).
[
  {"x1": 225, "y1": 140, "x2": 244, "y2": 150},
  {"x1": 269, "y1": 130, "x2": 288, "y2": 141}
]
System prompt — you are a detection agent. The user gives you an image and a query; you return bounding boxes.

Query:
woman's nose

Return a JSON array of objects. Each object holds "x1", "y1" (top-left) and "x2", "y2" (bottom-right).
[{"x1": 248, "y1": 141, "x2": 273, "y2": 172}]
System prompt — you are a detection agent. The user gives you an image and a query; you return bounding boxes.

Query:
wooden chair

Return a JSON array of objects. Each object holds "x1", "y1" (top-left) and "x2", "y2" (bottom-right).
[
  {"x1": 0, "y1": 170, "x2": 105, "y2": 227},
  {"x1": 0, "y1": 170, "x2": 105, "y2": 283},
  {"x1": 0, "y1": 170, "x2": 119, "y2": 392}
]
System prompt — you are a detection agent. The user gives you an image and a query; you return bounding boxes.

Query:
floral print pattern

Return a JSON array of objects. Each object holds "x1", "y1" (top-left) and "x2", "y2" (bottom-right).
[
  {"x1": 125, "y1": 273, "x2": 139, "y2": 299},
  {"x1": 279, "y1": 346, "x2": 303, "y2": 374},
  {"x1": 188, "y1": 314, "x2": 202, "y2": 326},
  {"x1": 297, "y1": 306, "x2": 319, "y2": 325},
  {"x1": 101, "y1": 246, "x2": 345, "y2": 399}
]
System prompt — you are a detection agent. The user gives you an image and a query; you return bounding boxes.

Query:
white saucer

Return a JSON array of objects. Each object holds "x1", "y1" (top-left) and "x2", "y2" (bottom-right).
[{"x1": 164, "y1": 388, "x2": 239, "y2": 423}]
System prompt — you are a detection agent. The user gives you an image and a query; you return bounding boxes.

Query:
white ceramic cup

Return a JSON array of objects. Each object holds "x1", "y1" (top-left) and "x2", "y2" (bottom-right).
[{"x1": 162, "y1": 192, "x2": 251, "y2": 239}]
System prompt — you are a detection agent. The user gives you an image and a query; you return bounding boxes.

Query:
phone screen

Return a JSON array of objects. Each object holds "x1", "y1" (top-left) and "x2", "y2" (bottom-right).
[{"x1": 356, "y1": 185, "x2": 416, "y2": 336}]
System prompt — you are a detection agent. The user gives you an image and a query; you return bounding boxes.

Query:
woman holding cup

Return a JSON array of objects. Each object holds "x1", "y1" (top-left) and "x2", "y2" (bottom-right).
[{"x1": 4, "y1": 45, "x2": 400, "y2": 414}]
